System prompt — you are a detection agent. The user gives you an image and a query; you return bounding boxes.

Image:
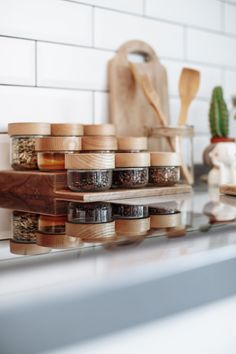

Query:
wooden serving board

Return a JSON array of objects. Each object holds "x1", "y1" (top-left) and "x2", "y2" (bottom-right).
[
  {"x1": 220, "y1": 184, "x2": 236, "y2": 197},
  {"x1": 109, "y1": 40, "x2": 169, "y2": 139},
  {"x1": 0, "y1": 170, "x2": 191, "y2": 202}
]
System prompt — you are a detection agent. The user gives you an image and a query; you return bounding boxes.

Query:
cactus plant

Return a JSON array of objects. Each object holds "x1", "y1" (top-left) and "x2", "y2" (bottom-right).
[{"x1": 209, "y1": 86, "x2": 229, "y2": 138}]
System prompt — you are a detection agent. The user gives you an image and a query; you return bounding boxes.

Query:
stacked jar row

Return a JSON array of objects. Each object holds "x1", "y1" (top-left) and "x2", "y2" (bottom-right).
[{"x1": 65, "y1": 151, "x2": 180, "y2": 191}]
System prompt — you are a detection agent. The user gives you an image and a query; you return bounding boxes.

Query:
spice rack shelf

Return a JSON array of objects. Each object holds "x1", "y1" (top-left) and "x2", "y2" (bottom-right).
[{"x1": 0, "y1": 170, "x2": 192, "y2": 202}]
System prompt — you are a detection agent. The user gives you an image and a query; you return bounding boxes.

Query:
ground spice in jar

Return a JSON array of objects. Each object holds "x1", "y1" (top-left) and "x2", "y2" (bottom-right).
[
  {"x1": 68, "y1": 201, "x2": 113, "y2": 224},
  {"x1": 8, "y1": 122, "x2": 51, "y2": 170},
  {"x1": 113, "y1": 203, "x2": 149, "y2": 219},
  {"x1": 38, "y1": 215, "x2": 67, "y2": 234},
  {"x1": 149, "y1": 152, "x2": 181, "y2": 186},
  {"x1": 112, "y1": 152, "x2": 150, "y2": 189},
  {"x1": 12, "y1": 211, "x2": 39, "y2": 242},
  {"x1": 36, "y1": 136, "x2": 82, "y2": 171},
  {"x1": 65, "y1": 153, "x2": 115, "y2": 192}
]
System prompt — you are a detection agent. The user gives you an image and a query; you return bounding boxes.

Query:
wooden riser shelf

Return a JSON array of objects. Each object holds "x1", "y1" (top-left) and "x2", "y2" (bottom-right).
[{"x1": 0, "y1": 170, "x2": 192, "y2": 202}]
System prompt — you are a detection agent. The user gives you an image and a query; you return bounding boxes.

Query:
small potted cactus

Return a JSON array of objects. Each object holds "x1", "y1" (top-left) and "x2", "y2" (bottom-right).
[
  {"x1": 203, "y1": 86, "x2": 236, "y2": 186},
  {"x1": 209, "y1": 86, "x2": 233, "y2": 143}
]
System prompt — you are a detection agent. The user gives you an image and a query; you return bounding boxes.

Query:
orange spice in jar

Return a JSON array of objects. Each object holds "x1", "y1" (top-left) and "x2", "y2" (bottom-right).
[{"x1": 36, "y1": 136, "x2": 82, "y2": 171}]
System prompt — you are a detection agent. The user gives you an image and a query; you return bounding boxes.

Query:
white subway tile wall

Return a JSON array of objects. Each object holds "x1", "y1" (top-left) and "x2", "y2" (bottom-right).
[{"x1": 0, "y1": 0, "x2": 235, "y2": 165}]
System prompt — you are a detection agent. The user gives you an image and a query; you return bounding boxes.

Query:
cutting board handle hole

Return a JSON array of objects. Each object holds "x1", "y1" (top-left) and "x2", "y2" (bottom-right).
[{"x1": 128, "y1": 52, "x2": 150, "y2": 63}]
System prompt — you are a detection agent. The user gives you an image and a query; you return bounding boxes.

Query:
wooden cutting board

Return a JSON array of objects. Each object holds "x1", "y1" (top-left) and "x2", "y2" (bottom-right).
[{"x1": 108, "y1": 40, "x2": 169, "y2": 137}]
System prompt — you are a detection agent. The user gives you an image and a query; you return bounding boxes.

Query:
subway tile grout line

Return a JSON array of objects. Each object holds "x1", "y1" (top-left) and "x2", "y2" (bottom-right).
[
  {"x1": 92, "y1": 91, "x2": 95, "y2": 123},
  {"x1": 221, "y1": 0, "x2": 226, "y2": 33},
  {"x1": 61, "y1": 0, "x2": 236, "y2": 39},
  {"x1": 142, "y1": 0, "x2": 146, "y2": 16},
  {"x1": 35, "y1": 41, "x2": 37, "y2": 87},
  {"x1": 2, "y1": 33, "x2": 236, "y2": 71},
  {"x1": 91, "y1": 5, "x2": 95, "y2": 47}
]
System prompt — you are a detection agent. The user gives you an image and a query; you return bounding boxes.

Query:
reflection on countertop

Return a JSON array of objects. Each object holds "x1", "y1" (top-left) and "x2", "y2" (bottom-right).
[{"x1": 1, "y1": 185, "x2": 236, "y2": 264}]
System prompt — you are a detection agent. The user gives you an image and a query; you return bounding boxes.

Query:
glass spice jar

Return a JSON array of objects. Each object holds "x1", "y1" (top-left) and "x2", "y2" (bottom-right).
[
  {"x1": 115, "y1": 217, "x2": 150, "y2": 237},
  {"x1": 149, "y1": 208, "x2": 181, "y2": 229},
  {"x1": 112, "y1": 203, "x2": 149, "y2": 219},
  {"x1": 12, "y1": 211, "x2": 39, "y2": 242},
  {"x1": 82, "y1": 135, "x2": 117, "y2": 153},
  {"x1": 36, "y1": 136, "x2": 82, "y2": 171},
  {"x1": 38, "y1": 215, "x2": 67, "y2": 234},
  {"x1": 51, "y1": 123, "x2": 84, "y2": 137},
  {"x1": 65, "y1": 153, "x2": 115, "y2": 192},
  {"x1": 10, "y1": 239, "x2": 51, "y2": 255},
  {"x1": 68, "y1": 201, "x2": 113, "y2": 224},
  {"x1": 149, "y1": 152, "x2": 181, "y2": 186},
  {"x1": 83, "y1": 124, "x2": 116, "y2": 136},
  {"x1": 8, "y1": 122, "x2": 51, "y2": 170},
  {"x1": 66, "y1": 220, "x2": 116, "y2": 243},
  {"x1": 112, "y1": 152, "x2": 150, "y2": 189},
  {"x1": 117, "y1": 136, "x2": 148, "y2": 153}
]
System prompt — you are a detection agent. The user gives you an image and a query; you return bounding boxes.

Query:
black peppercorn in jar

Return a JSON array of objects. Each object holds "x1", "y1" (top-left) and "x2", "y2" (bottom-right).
[
  {"x1": 65, "y1": 153, "x2": 115, "y2": 192},
  {"x1": 8, "y1": 122, "x2": 51, "y2": 170},
  {"x1": 35, "y1": 136, "x2": 82, "y2": 171},
  {"x1": 113, "y1": 203, "x2": 149, "y2": 219},
  {"x1": 68, "y1": 201, "x2": 113, "y2": 224},
  {"x1": 112, "y1": 152, "x2": 150, "y2": 189},
  {"x1": 149, "y1": 152, "x2": 181, "y2": 187},
  {"x1": 117, "y1": 136, "x2": 148, "y2": 153}
]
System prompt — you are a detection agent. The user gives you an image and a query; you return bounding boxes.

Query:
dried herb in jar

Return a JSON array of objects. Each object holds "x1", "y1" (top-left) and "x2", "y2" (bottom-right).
[{"x1": 12, "y1": 211, "x2": 39, "y2": 242}]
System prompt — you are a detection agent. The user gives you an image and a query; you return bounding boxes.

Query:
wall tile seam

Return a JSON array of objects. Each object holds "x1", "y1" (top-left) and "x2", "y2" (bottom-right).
[
  {"x1": 62, "y1": 0, "x2": 236, "y2": 38},
  {"x1": 1, "y1": 34, "x2": 236, "y2": 72},
  {"x1": 0, "y1": 83, "x2": 109, "y2": 93}
]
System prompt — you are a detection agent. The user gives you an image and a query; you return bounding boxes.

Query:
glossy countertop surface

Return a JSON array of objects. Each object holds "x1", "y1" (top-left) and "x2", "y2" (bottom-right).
[
  {"x1": 2, "y1": 186, "x2": 236, "y2": 354},
  {"x1": 1, "y1": 185, "x2": 236, "y2": 295}
]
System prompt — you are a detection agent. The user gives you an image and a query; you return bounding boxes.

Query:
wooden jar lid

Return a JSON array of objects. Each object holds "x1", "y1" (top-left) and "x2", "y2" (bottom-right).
[
  {"x1": 150, "y1": 212, "x2": 181, "y2": 228},
  {"x1": 35, "y1": 136, "x2": 82, "y2": 151},
  {"x1": 51, "y1": 123, "x2": 84, "y2": 136},
  {"x1": 8, "y1": 122, "x2": 51, "y2": 136},
  {"x1": 65, "y1": 221, "x2": 116, "y2": 242},
  {"x1": 36, "y1": 232, "x2": 82, "y2": 249},
  {"x1": 117, "y1": 137, "x2": 148, "y2": 151},
  {"x1": 115, "y1": 152, "x2": 150, "y2": 168},
  {"x1": 115, "y1": 217, "x2": 150, "y2": 236},
  {"x1": 150, "y1": 152, "x2": 181, "y2": 166},
  {"x1": 82, "y1": 136, "x2": 117, "y2": 151},
  {"x1": 65, "y1": 153, "x2": 115, "y2": 169},
  {"x1": 84, "y1": 124, "x2": 116, "y2": 136},
  {"x1": 10, "y1": 239, "x2": 51, "y2": 255}
]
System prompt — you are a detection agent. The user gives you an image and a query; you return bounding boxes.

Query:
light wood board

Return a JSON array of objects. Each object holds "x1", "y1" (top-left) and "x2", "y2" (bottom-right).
[
  {"x1": 109, "y1": 40, "x2": 169, "y2": 141},
  {"x1": 220, "y1": 184, "x2": 236, "y2": 197}
]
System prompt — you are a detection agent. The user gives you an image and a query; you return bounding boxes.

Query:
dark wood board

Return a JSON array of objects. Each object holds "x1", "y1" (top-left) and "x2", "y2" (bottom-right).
[{"x1": 0, "y1": 170, "x2": 192, "y2": 202}]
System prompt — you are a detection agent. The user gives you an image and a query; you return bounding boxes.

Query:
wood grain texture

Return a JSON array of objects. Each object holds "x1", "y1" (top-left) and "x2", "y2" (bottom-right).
[
  {"x1": 109, "y1": 40, "x2": 169, "y2": 138},
  {"x1": 220, "y1": 184, "x2": 236, "y2": 196},
  {"x1": 0, "y1": 171, "x2": 191, "y2": 202},
  {"x1": 56, "y1": 184, "x2": 192, "y2": 202}
]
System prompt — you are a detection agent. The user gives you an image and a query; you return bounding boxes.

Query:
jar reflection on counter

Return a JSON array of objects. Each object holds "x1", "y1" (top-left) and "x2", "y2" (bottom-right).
[
  {"x1": 68, "y1": 202, "x2": 113, "y2": 224},
  {"x1": 66, "y1": 153, "x2": 114, "y2": 192},
  {"x1": 8, "y1": 122, "x2": 51, "y2": 170},
  {"x1": 112, "y1": 152, "x2": 150, "y2": 189},
  {"x1": 35, "y1": 136, "x2": 82, "y2": 171},
  {"x1": 38, "y1": 215, "x2": 67, "y2": 234},
  {"x1": 149, "y1": 204, "x2": 181, "y2": 229},
  {"x1": 149, "y1": 152, "x2": 181, "y2": 186},
  {"x1": 113, "y1": 203, "x2": 149, "y2": 219},
  {"x1": 12, "y1": 211, "x2": 39, "y2": 242}
]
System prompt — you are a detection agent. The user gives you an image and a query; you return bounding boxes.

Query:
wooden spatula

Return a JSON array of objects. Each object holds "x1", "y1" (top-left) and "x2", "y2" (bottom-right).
[
  {"x1": 178, "y1": 68, "x2": 200, "y2": 126},
  {"x1": 129, "y1": 63, "x2": 193, "y2": 185}
]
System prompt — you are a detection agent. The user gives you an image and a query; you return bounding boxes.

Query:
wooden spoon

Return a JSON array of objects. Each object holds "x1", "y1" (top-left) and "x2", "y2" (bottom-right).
[
  {"x1": 178, "y1": 68, "x2": 200, "y2": 126},
  {"x1": 129, "y1": 62, "x2": 193, "y2": 185}
]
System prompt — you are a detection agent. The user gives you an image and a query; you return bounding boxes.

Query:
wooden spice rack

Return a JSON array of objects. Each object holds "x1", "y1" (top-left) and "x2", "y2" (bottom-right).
[{"x1": 0, "y1": 170, "x2": 192, "y2": 202}]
